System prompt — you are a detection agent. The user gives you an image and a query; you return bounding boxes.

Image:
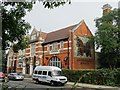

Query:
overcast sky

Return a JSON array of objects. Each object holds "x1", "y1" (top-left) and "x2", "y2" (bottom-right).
[{"x1": 24, "y1": 0, "x2": 119, "y2": 35}]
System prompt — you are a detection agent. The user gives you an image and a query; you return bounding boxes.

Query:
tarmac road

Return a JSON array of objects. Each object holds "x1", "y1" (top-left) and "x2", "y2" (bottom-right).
[{"x1": 0, "y1": 78, "x2": 119, "y2": 90}]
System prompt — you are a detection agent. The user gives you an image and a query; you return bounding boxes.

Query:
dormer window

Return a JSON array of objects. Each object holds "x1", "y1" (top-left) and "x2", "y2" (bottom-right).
[{"x1": 31, "y1": 34, "x2": 36, "y2": 40}]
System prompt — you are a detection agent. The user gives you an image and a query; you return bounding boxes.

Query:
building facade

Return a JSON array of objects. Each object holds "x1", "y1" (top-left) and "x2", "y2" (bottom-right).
[
  {"x1": 7, "y1": 28, "x2": 47, "y2": 74},
  {"x1": 7, "y1": 3, "x2": 113, "y2": 74},
  {"x1": 7, "y1": 20, "x2": 95, "y2": 74},
  {"x1": 42, "y1": 20, "x2": 95, "y2": 70}
]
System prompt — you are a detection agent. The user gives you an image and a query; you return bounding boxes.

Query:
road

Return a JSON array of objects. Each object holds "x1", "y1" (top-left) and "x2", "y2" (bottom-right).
[
  {"x1": 0, "y1": 79, "x2": 119, "y2": 90},
  {"x1": 7, "y1": 79, "x2": 72, "y2": 89}
]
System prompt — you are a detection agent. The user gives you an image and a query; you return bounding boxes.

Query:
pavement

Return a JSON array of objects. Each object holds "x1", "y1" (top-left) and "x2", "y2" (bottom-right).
[
  {"x1": 24, "y1": 78, "x2": 120, "y2": 90},
  {"x1": 67, "y1": 82, "x2": 119, "y2": 90}
]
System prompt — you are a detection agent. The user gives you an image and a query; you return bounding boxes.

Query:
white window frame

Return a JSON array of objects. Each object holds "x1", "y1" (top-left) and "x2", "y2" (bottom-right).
[
  {"x1": 48, "y1": 56, "x2": 61, "y2": 68},
  {"x1": 60, "y1": 41, "x2": 64, "y2": 49},
  {"x1": 31, "y1": 43, "x2": 36, "y2": 56},
  {"x1": 47, "y1": 44, "x2": 50, "y2": 51},
  {"x1": 52, "y1": 42, "x2": 58, "y2": 51},
  {"x1": 31, "y1": 34, "x2": 36, "y2": 40}
]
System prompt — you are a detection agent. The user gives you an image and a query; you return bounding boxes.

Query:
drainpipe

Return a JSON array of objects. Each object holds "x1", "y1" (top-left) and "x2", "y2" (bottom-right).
[
  {"x1": 67, "y1": 39, "x2": 69, "y2": 69},
  {"x1": 42, "y1": 45, "x2": 44, "y2": 66}
]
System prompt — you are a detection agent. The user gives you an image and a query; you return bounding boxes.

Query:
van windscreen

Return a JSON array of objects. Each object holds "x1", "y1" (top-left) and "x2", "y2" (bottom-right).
[{"x1": 52, "y1": 70, "x2": 61, "y2": 76}]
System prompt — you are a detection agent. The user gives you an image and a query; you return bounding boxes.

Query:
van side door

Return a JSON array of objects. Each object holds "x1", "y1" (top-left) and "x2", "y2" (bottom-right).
[
  {"x1": 40, "y1": 71, "x2": 48, "y2": 82},
  {"x1": 47, "y1": 71, "x2": 52, "y2": 83},
  {"x1": 37, "y1": 71, "x2": 42, "y2": 81}
]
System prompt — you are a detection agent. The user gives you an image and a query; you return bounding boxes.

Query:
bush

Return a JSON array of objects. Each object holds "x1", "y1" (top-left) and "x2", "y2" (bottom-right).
[{"x1": 62, "y1": 68, "x2": 120, "y2": 86}]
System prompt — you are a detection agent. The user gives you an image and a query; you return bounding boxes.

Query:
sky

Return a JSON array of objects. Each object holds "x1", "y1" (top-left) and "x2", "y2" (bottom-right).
[{"x1": 24, "y1": 0, "x2": 119, "y2": 35}]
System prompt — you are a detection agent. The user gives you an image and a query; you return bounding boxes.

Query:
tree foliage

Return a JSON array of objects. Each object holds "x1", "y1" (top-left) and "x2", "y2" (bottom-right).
[
  {"x1": 40, "y1": 0, "x2": 71, "y2": 9},
  {"x1": 2, "y1": 2, "x2": 33, "y2": 51},
  {"x1": 1, "y1": 0, "x2": 71, "y2": 72},
  {"x1": 95, "y1": 8, "x2": 120, "y2": 69},
  {"x1": 1, "y1": 0, "x2": 71, "y2": 52}
]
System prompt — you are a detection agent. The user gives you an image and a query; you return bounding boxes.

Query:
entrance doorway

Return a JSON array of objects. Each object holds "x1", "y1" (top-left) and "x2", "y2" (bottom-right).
[
  {"x1": 48, "y1": 56, "x2": 61, "y2": 68},
  {"x1": 25, "y1": 58, "x2": 30, "y2": 74}
]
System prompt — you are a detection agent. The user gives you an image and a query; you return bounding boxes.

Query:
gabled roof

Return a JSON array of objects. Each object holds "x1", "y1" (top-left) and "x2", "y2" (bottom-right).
[
  {"x1": 31, "y1": 27, "x2": 38, "y2": 35},
  {"x1": 43, "y1": 24, "x2": 78, "y2": 44},
  {"x1": 30, "y1": 27, "x2": 47, "y2": 38},
  {"x1": 43, "y1": 20, "x2": 93, "y2": 45},
  {"x1": 40, "y1": 32, "x2": 47, "y2": 39}
]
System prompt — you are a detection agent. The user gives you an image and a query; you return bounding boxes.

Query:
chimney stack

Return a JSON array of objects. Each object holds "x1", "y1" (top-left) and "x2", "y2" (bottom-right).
[{"x1": 102, "y1": 4, "x2": 112, "y2": 15}]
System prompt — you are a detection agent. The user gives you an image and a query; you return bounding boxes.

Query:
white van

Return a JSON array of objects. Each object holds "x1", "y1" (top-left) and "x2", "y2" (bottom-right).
[{"x1": 32, "y1": 66, "x2": 67, "y2": 86}]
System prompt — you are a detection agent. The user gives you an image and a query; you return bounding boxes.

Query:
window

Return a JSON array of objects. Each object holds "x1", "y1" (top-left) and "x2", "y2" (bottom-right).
[
  {"x1": 37, "y1": 32, "x2": 39, "y2": 37},
  {"x1": 18, "y1": 59, "x2": 23, "y2": 68},
  {"x1": 19, "y1": 50, "x2": 22, "y2": 56},
  {"x1": 60, "y1": 41, "x2": 64, "y2": 49},
  {"x1": 43, "y1": 71, "x2": 47, "y2": 75},
  {"x1": 31, "y1": 34, "x2": 36, "y2": 40},
  {"x1": 34, "y1": 71, "x2": 37, "y2": 74},
  {"x1": 31, "y1": 43, "x2": 36, "y2": 56},
  {"x1": 38, "y1": 71, "x2": 42, "y2": 75},
  {"x1": 47, "y1": 44, "x2": 50, "y2": 51},
  {"x1": 48, "y1": 56, "x2": 61, "y2": 68},
  {"x1": 48, "y1": 71, "x2": 52, "y2": 76},
  {"x1": 18, "y1": 62, "x2": 23, "y2": 68},
  {"x1": 52, "y1": 42, "x2": 58, "y2": 51},
  {"x1": 52, "y1": 70, "x2": 61, "y2": 76},
  {"x1": 22, "y1": 49, "x2": 25, "y2": 55}
]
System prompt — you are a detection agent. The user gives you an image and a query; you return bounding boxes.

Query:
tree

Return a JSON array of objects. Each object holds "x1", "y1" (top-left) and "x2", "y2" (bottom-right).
[
  {"x1": 1, "y1": 0, "x2": 71, "y2": 72},
  {"x1": 2, "y1": 0, "x2": 71, "y2": 51},
  {"x1": 95, "y1": 8, "x2": 120, "y2": 69}
]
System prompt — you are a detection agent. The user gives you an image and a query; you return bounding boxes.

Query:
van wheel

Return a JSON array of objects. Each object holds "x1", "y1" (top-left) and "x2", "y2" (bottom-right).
[
  {"x1": 50, "y1": 81, "x2": 54, "y2": 86},
  {"x1": 36, "y1": 79, "x2": 39, "y2": 84}
]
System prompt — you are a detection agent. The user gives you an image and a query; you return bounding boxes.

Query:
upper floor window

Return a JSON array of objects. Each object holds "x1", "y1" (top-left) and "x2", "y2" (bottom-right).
[
  {"x1": 31, "y1": 43, "x2": 36, "y2": 56},
  {"x1": 31, "y1": 34, "x2": 36, "y2": 40},
  {"x1": 52, "y1": 42, "x2": 58, "y2": 51},
  {"x1": 18, "y1": 59, "x2": 23, "y2": 68},
  {"x1": 19, "y1": 50, "x2": 22, "y2": 56},
  {"x1": 22, "y1": 49, "x2": 25, "y2": 55},
  {"x1": 60, "y1": 41, "x2": 64, "y2": 49},
  {"x1": 47, "y1": 44, "x2": 50, "y2": 51}
]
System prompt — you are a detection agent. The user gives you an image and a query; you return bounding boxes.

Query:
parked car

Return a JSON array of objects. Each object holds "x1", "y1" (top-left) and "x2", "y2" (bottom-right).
[
  {"x1": 0, "y1": 72, "x2": 5, "y2": 82},
  {"x1": 8, "y1": 73, "x2": 24, "y2": 81}
]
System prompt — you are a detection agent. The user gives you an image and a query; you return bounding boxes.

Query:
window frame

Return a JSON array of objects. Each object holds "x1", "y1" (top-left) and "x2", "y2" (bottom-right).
[
  {"x1": 42, "y1": 71, "x2": 47, "y2": 75},
  {"x1": 31, "y1": 43, "x2": 36, "y2": 56},
  {"x1": 34, "y1": 71, "x2": 38, "y2": 74},
  {"x1": 38, "y1": 71, "x2": 42, "y2": 75},
  {"x1": 52, "y1": 42, "x2": 58, "y2": 51},
  {"x1": 47, "y1": 44, "x2": 50, "y2": 51},
  {"x1": 60, "y1": 41, "x2": 64, "y2": 49}
]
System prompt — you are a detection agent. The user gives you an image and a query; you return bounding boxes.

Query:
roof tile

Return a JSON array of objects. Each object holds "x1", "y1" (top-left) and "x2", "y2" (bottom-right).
[{"x1": 44, "y1": 24, "x2": 78, "y2": 44}]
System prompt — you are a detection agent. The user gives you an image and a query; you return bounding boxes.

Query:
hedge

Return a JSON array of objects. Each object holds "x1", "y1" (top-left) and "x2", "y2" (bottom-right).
[{"x1": 62, "y1": 68, "x2": 120, "y2": 86}]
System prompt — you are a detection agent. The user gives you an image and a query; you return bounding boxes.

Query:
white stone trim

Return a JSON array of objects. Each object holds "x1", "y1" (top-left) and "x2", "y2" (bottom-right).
[
  {"x1": 37, "y1": 46, "x2": 43, "y2": 48},
  {"x1": 69, "y1": 41, "x2": 72, "y2": 43},
  {"x1": 60, "y1": 47, "x2": 72, "y2": 50},
  {"x1": 26, "y1": 53, "x2": 30, "y2": 54},
  {"x1": 50, "y1": 50, "x2": 60, "y2": 54}
]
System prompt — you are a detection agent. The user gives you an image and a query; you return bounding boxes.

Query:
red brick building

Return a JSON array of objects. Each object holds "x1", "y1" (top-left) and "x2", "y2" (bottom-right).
[
  {"x1": 42, "y1": 20, "x2": 95, "y2": 70},
  {"x1": 7, "y1": 20, "x2": 95, "y2": 74},
  {"x1": 7, "y1": 28, "x2": 47, "y2": 74},
  {"x1": 23, "y1": 28, "x2": 47, "y2": 74}
]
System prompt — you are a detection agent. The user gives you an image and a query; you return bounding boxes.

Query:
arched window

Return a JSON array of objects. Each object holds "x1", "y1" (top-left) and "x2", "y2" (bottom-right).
[{"x1": 48, "y1": 56, "x2": 61, "y2": 68}]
